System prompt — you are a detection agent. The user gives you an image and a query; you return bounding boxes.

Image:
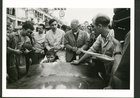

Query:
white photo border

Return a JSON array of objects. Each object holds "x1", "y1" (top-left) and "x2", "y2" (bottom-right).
[{"x1": 2, "y1": 0, "x2": 134, "y2": 97}]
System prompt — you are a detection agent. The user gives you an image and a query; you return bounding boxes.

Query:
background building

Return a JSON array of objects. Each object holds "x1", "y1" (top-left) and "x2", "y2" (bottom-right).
[{"x1": 7, "y1": 8, "x2": 66, "y2": 29}]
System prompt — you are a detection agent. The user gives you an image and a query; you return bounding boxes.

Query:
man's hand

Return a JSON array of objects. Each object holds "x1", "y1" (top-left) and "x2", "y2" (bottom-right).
[
  {"x1": 111, "y1": 37, "x2": 122, "y2": 52},
  {"x1": 111, "y1": 37, "x2": 121, "y2": 46},
  {"x1": 40, "y1": 50, "x2": 45, "y2": 54},
  {"x1": 32, "y1": 47, "x2": 36, "y2": 51},
  {"x1": 71, "y1": 60, "x2": 80, "y2": 65},
  {"x1": 103, "y1": 85, "x2": 112, "y2": 89},
  {"x1": 72, "y1": 47, "x2": 78, "y2": 52},
  {"x1": 14, "y1": 49, "x2": 22, "y2": 55},
  {"x1": 76, "y1": 48, "x2": 83, "y2": 54}
]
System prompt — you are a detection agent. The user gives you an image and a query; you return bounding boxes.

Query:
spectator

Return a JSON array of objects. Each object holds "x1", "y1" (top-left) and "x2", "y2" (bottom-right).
[
  {"x1": 72, "y1": 15, "x2": 115, "y2": 85},
  {"x1": 44, "y1": 19, "x2": 65, "y2": 62},
  {"x1": 7, "y1": 25, "x2": 22, "y2": 81},
  {"x1": 20, "y1": 21, "x2": 35, "y2": 73},
  {"x1": 33, "y1": 24, "x2": 46, "y2": 63},
  {"x1": 64, "y1": 19, "x2": 89, "y2": 62}
]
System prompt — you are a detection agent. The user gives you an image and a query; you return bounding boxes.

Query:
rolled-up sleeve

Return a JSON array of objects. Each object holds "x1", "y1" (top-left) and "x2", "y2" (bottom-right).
[{"x1": 90, "y1": 35, "x2": 101, "y2": 53}]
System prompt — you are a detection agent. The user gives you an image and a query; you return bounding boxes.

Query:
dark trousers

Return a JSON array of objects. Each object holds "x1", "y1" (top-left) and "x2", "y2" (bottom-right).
[
  {"x1": 32, "y1": 53, "x2": 45, "y2": 64},
  {"x1": 111, "y1": 75, "x2": 130, "y2": 89},
  {"x1": 7, "y1": 53, "x2": 19, "y2": 82},
  {"x1": 24, "y1": 51, "x2": 34, "y2": 73},
  {"x1": 93, "y1": 59, "x2": 110, "y2": 85}
]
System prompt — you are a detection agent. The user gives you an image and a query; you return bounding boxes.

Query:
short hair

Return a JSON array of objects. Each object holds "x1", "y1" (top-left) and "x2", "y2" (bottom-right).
[
  {"x1": 39, "y1": 24, "x2": 45, "y2": 29},
  {"x1": 61, "y1": 25, "x2": 67, "y2": 31},
  {"x1": 49, "y1": 19, "x2": 57, "y2": 25},
  {"x1": 71, "y1": 19, "x2": 79, "y2": 26},
  {"x1": 22, "y1": 21, "x2": 34, "y2": 30},
  {"x1": 94, "y1": 15, "x2": 110, "y2": 27}
]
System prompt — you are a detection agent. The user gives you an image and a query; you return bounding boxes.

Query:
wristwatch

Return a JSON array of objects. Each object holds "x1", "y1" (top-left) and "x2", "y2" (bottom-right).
[{"x1": 114, "y1": 51, "x2": 122, "y2": 56}]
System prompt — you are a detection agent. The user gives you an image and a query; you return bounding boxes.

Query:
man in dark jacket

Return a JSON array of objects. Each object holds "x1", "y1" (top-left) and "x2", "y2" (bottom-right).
[{"x1": 64, "y1": 19, "x2": 89, "y2": 62}]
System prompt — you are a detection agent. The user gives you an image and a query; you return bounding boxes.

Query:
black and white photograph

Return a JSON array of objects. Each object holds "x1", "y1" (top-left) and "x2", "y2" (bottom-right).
[
  {"x1": 6, "y1": 8, "x2": 130, "y2": 89},
  {"x1": 2, "y1": 0, "x2": 134, "y2": 97}
]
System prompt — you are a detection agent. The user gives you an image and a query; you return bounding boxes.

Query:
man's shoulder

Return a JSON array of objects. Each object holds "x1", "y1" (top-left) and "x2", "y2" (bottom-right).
[
  {"x1": 79, "y1": 29, "x2": 85, "y2": 33},
  {"x1": 33, "y1": 32, "x2": 38, "y2": 37},
  {"x1": 57, "y1": 28, "x2": 65, "y2": 34},
  {"x1": 79, "y1": 30, "x2": 88, "y2": 36},
  {"x1": 45, "y1": 30, "x2": 52, "y2": 35},
  {"x1": 65, "y1": 30, "x2": 72, "y2": 36},
  {"x1": 10, "y1": 32, "x2": 18, "y2": 36},
  {"x1": 109, "y1": 29, "x2": 114, "y2": 37}
]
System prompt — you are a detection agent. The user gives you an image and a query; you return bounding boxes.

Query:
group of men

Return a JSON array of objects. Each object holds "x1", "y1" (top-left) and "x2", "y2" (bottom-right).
[{"x1": 7, "y1": 8, "x2": 130, "y2": 89}]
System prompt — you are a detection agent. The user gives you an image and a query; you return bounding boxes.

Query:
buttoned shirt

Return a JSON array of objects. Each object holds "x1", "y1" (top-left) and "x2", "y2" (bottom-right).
[
  {"x1": 90, "y1": 29, "x2": 115, "y2": 57},
  {"x1": 34, "y1": 33, "x2": 45, "y2": 53},
  {"x1": 45, "y1": 28, "x2": 65, "y2": 50}
]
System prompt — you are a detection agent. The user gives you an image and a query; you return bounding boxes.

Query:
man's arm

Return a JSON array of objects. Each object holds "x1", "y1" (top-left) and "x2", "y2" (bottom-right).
[
  {"x1": 81, "y1": 31, "x2": 90, "y2": 50},
  {"x1": 64, "y1": 34, "x2": 77, "y2": 52},
  {"x1": 104, "y1": 37, "x2": 122, "y2": 88},
  {"x1": 76, "y1": 31, "x2": 90, "y2": 54},
  {"x1": 44, "y1": 34, "x2": 52, "y2": 51},
  {"x1": 7, "y1": 47, "x2": 22, "y2": 54},
  {"x1": 78, "y1": 48, "x2": 93, "y2": 63},
  {"x1": 111, "y1": 37, "x2": 123, "y2": 74},
  {"x1": 76, "y1": 35, "x2": 101, "y2": 63},
  {"x1": 60, "y1": 31, "x2": 65, "y2": 49}
]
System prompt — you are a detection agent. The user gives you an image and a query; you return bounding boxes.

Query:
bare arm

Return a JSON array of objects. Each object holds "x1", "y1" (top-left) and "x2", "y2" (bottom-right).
[
  {"x1": 77, "y1": 35, "x2": 101, "y2": 63},
  {"x1": 105, "y1": 37, "x2": 122, "y2": 88},
  {"x1": 78, "y1": 48, "x2": 93, "y2": 63},
  {"x1": 44, "y1": 34, "x2": 52, "y2": 50}
]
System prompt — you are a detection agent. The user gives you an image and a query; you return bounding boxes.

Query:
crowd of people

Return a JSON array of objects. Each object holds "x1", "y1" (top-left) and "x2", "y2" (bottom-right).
[{"x1": 7, "y1": 8, "x2": 130, "y2": 89}]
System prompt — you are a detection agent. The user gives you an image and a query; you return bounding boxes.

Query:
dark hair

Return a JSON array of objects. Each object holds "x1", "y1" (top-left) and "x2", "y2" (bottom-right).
[
  {"x1": 57, "y1": 24, "x2": 60, "y2": 28},
  {"x1": 49, "y1": 19, "x2": 57, "y2": 25},
  {"x1": 22, "y1": 21, "x2": 34, "y2": 30},
  {"x1": 45, "y1": 48, "x2": 59, "y2": 61},
  {"x1": 39, "y1": 24, "x2": 45, "y2": 29},
  {"x1": 61, "y1": 25, "x2": 67, "y2": 32},
  {"x1": 36, "y1": 27, "x2": 38, "y2": 32},
  {"x1": 95, "y1": 16, "x2": 110, "y2": 27}
]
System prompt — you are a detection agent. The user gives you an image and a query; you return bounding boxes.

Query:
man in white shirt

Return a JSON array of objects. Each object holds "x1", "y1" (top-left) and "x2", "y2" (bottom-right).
[
  {"x1": 33, "y1": 24, "x2": 46, "y2": 63},
  {"x1": 34, "y1": 24, "x2": 45, "y2": 54},
  {"x1": 45, "y1": 19, "x2": 65, "y2": 62}
]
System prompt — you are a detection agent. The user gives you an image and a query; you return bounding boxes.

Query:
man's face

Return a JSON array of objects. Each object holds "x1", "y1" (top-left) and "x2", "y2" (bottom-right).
[
  {"x1": 50, "y1": 21, "x2": 58, "y2": 31},
  {"x1": 92, "y1": 22, "x2": 102, "y2": 37},
  {"x1": 38, "y1": 25, "x2": 44, "y2": 34},
  {"x1": 71, "y1": 21, "x2": 79, "y2": 32},
  {"x1": 7, "y1": 26, "x2": 13, "y2": 33},
  {"x1": 24, "y1": 29, "x2": 32, "y2": 36}
]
